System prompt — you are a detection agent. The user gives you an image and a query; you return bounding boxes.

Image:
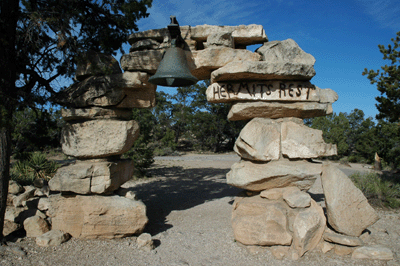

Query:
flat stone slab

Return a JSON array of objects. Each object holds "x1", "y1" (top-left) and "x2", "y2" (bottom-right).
[
  {"x1": 211, "y1": 61, "x2": 316, "y2": 83},
  {"x1": 227, "y1": 159, "x2": 321, "y2": 191},
  {"x1": 228, "y1": 101, "x2": 333, "y2": 121},
  {"x1": 207, "y1": 82, "x2": 338, "y2": 104}
]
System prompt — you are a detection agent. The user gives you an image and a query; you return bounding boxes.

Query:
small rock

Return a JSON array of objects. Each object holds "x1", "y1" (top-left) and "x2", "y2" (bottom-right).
[
  {"x1": 3, "y1": 220, "x2": 21, "y2": 236},
  {"x1": 8, "y1": 180, "x2": 23, "y2": 195},
  {"x1": 269, "y1": 246, "x2": 289, "y2": 260},
  {"x1": 23, "y1": 215, "x2": 50, "y2": 237},
  {"x1": 352, "y1": 245, "x2": 394, "y2": 260},
  {"x1": 260, "y1": 188, "x2": 283, "y2": 200},
  {"x1": 13, "y1": 187, "x2": 35, "y2": 207},
  {"x1": 283, "y1": 188, "x2": 311, "y2": 208},
  {"x1": 36, "y1": 230, "x2": 71, "y2": 247},
  {"x1": 137, "y1": 233, "x2": 154, "y2": 251},
  {"x1": 33, "y1": 178, "x2": 48, "y2": 188},
  {"x1": 37, "y1": 198, "x2": 51, "y2": 211}
]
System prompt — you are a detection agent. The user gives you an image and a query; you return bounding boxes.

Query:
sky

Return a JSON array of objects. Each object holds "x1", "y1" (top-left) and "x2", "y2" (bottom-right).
[{"x1": 124, "y1": 0, "x2": 400, "y2": 120}]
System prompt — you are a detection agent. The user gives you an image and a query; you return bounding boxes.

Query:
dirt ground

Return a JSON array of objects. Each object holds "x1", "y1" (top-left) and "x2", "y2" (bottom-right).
[{"x1": 1, "y1": 153, "x2": 399, "y2": 266}]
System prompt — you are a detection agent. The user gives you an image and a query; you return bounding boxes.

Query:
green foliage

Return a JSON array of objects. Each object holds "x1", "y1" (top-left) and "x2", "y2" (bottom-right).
[
  {"x1": 11, "y1": 151, "x2": 59, "y2": 185},
  {"x1": 307, "y1": 109, "x2": 399, "y2": 168},
  {"x1": 363, "y1": 31, "x2": 400, "y2": 122},
  {"x1": 349, "y1": 172, "x2": 400, "y2": 208},
  {"x1": 12, "y1": 107, "x2": 62, "y2": 159}
]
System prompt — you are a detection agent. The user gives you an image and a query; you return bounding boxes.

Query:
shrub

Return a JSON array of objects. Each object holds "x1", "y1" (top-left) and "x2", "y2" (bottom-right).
[
  {"x1": 11, "y1": 151, "x2": 60, "y2": 185},
  {"x1": 349, "y1": 172, "x2": 400, "y2": 208}
]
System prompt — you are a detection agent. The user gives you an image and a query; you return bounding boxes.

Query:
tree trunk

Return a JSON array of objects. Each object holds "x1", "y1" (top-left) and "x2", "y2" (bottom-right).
[{"x1": 0, "y1": 0, "x2": 20, "y2": 244}]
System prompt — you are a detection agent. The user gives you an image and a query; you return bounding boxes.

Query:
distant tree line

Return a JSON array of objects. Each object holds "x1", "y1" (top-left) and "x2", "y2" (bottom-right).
[
  {"x1": 10, "y1": 83, "x2": 400, "y2": 172},
  {"x1": 305, "y1": 109, "x2": 400, "y2": 168}
]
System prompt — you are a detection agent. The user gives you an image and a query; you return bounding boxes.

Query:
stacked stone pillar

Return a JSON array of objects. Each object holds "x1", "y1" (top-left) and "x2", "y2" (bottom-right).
[
  {"x1": 48, "y1": 51, "x2": 154, "y2": 239},
  {"x1": 124, "y1": 23, "x2": 384, "y2": 259}
]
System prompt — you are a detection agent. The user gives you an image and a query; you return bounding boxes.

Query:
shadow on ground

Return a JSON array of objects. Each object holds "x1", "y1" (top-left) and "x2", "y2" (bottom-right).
[{"x1": 124, "y1": 166, "x2": 242, "y2": 235}]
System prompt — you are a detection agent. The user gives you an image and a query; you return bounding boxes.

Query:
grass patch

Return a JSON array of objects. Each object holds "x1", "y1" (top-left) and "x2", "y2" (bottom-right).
[{"x1": 349, "y1": 171, "x2": 400, "y2": 209}]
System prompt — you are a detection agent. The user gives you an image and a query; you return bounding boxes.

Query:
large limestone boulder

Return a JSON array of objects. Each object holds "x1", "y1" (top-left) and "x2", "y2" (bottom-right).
[
  {"x1": 234, "y1": 118, "x2": 281, "y2": 161},
  {"x1": 211, "y1": 61, "x2": 316, "y2": 83},
  {"x1": 281, "y1": 121, "x2": 337, "y2": 158},
  {"x1": 232, "y1": 195, "x2": 292, "y2": 246},
  {"x1": 191, "y1": 47, "x2": 261, "y2": 80},
  {"x1": 61, "y1": 120, "x2": 139, "y2": 159},
  {"x1": 54, "y1": 72, "x2": 151, "y2": 108},
  {"x1": 49, "y1": 159, "x2": 134, "y2": 194},
  {"x1": 227, "y1": 101, "x2": 333, "y2": 121},
  {"x1": 75, "y1": 51, "x2": 122, "y2": 81},
  {"x1": 227, "y1": 159, "x2": 321, "y2": 191},
  {"x1": 321, "y1": 164, "x2": 379, "y2": 236},
  {"x1": 48, "y1": 194, "x2": 148, "y2": 239},
  {"x1": 256, "y1": 39, "x2": 315, "y2": 66},
  {"x1": 232, "y1": 192, "x2": 326, "y2": 257}
]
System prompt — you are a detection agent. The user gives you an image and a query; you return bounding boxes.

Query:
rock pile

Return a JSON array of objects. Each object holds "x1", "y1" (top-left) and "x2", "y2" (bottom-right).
[{"x1": 48, "y1": 51, "x2": 150, "y2": 239}]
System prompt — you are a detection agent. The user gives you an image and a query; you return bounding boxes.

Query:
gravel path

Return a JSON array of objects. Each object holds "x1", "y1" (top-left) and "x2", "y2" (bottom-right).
[{"x1": 1, "y1": 154, "x2": 399, "y2": 266}]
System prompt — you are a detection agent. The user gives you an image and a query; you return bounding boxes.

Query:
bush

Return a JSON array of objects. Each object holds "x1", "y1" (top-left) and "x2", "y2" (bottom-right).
[
  {"x1": 11, "y1": 151, "x2": 60, "y2": 185},
  {"x1": 349, "y1": 172, "x2": 400, "y2": 208}
]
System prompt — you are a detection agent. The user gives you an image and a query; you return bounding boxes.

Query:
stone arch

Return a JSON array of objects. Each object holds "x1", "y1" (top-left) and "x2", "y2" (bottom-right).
[{"x1": 46, "y1": 23, "x2": 378, "y2": 260}]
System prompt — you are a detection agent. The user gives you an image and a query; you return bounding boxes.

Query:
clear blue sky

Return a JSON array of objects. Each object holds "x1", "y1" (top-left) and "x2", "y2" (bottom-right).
[{"x1": 124, "y1": 0, "x2": 400, "y2": 120}]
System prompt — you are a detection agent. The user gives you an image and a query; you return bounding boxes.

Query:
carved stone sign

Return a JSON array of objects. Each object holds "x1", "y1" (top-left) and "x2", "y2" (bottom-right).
[{"x1": 206, "y1": 81, "x2": 320, "y2": 103}]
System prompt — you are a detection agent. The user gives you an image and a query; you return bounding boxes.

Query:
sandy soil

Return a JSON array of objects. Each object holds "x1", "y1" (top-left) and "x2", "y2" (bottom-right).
[{"x1": 1, "y1": 153, "x2": 399, "y2": 266}]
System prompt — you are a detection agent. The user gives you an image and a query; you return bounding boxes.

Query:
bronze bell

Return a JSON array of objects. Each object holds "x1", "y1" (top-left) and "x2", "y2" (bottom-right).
[{"x1": 148, "y1": 16, "x2": 198, "y2": 87}]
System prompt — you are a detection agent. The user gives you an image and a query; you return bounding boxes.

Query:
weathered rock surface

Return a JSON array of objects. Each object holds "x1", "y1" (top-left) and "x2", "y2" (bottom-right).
[
  {"x1": 61, "y1": 120, "x2": 139, "y2": 159},
  {"x1": 321, "y1": 164, "x2": 379, "y2": 237},
  {"x1": 228, "y1": 101, "x2": 333, "y2": 121},
  {"x1": 232, "y1": 196, "x2": 292, "y2": 246},
  {"x1": 55, "y1": 72, "x2": 152, "y2": 108},
  {"x1": 205, "y1": 31, "x2": 234, "y2": 48},
  {"x1": 75, "y1": 51, "x2": 122, "y2": 81},
  {"x1": 137, "y1": 233, "x2": 155, "y2": 251},
  {"x1": 281, "y1": 121, "x2": 337, "y2": 158},
  {"x1": 130, "y1": 39, "x2": 161, "y2": 52},
  {"x1": 23, "y1": 215, "x2": 50, "y2": 237},
  {"x1": 292, "y1": 200, "x2": 326, "y2": 256},
  {"x1": 234, "y1": 118, "x2": 280, "y2": 161},
  {"x1": 49, "y1": 160, "x2": 134, "y2": 194},
  {"x1": 48, "y1": 194, "x2": 148, "y2": 239},
  {"x1": 211, "y1": 61, "x2": 316, "y2": 83},
  {"x1": 256, "y1": 39, "x2": 315, "y2": 66},
  {"x1": 61, "y1": 107, "x2": 132, "y2": 121},
  {"x1": 115, "y1": 85, "x2": 156, "y2": 109},
  {"x1": 192, "y1": 47, "x2": 261, "y2": 80},
  {"x1": 352, "y1": 245, "x2": 394, "y2": 260},
  {"x1": 227, "y1": 159, "x2": 321, "y2": 191},
  {"x1": 36, "y1": 230, "x2": 71, "y2": 247},
  {"x1": 120, "y1": 50, "x2": 164, "y2": 74}
]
